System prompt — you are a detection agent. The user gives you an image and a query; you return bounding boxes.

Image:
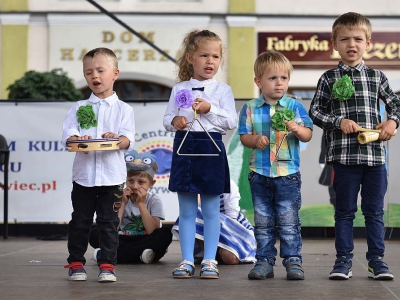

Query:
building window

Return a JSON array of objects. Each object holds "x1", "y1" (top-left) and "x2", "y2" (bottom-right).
[{"x1": 81, "y1": 80, "x2": 172, "y2": 101}]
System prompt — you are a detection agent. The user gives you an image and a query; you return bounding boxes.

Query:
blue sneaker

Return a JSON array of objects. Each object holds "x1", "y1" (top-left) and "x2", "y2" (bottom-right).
[
  {"x1": 98, "y1": 263, "x2": 116, "y2": 282},
  {"x1": 285, "y1": 257, "x2": 304, "y2": 280},
  {"x1": 329, "y1": 257, "x2": 352, "y2": 280},
  {"x1": 248, "y1": 259, "x2": 274, "y2": 280},
  {"x1": 64, "y1": 262, "x2": 87, "y2": 281},
  {"x1": 368, "y1": 257, "x2": 394, "y2": 280},
  {"x1": 91, "y1": 248, "x2": 101, "y2": 262}
]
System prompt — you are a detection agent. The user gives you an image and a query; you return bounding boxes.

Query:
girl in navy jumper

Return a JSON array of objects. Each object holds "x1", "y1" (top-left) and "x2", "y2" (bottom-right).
[{"x1": 163, "y1": 29, "x2": 237, "y2": 279}]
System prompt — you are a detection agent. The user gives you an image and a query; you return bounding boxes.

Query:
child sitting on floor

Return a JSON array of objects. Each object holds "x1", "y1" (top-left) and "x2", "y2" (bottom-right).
[{"x1": 89, "y1": 150, "x2": 172, "y2": 264}]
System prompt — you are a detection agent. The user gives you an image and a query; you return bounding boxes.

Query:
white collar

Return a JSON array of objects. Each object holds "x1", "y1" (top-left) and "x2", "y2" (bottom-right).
[
  {"x1": 189, "y1": 77, "x2": 216, "y2": 87},
  {"x1": 88, "y1": 92, "x2": 118, "y2": 106}
]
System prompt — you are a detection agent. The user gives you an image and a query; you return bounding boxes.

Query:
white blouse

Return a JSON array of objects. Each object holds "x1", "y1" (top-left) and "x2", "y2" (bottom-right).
[{"x1": 163, "y1": 78, "x2": 237, "y2": 134}]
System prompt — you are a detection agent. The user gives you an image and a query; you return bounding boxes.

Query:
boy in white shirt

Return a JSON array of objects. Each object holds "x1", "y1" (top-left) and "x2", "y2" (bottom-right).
[{"x1": 62, "y1": 47, "x2": 135, "y2": 283}]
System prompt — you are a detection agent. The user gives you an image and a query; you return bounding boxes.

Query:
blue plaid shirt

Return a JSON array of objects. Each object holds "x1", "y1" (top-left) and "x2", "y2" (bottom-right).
[
  {"x1": 309, "y1": 61, "x2": 400, "y2": 166},
  {"x1": 238, "y1": 94, "x2": 313, "y2": 178}
]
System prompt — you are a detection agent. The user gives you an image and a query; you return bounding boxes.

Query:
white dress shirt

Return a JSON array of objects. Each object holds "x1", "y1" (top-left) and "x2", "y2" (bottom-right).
[
  {"x1": 163, "y1": 78, "x2": 237, "y2": 134},
  {"x1": 62, "y1": 92, "x2": 135, "y2": 187}
]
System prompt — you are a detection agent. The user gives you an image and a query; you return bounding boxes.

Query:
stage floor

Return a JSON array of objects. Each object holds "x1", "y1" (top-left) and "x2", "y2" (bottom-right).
[{"x1": 0, "y1": 238, "x2": 399, "y2": 300}]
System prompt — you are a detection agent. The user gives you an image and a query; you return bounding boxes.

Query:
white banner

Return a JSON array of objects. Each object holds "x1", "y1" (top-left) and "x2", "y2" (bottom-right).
[{"x1": 0, "y1": 102, "x2": 178, "y2": 223}]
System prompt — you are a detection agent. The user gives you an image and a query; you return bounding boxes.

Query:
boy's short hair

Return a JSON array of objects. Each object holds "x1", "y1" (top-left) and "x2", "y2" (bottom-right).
[
  {"x1": 82, "y1": 47, "x2": 118, "y2": 70},
  {"x1": 254, "y1": 50, "x2": 293, "y2": 79},
  {"x1": 332, "y1": 12, "x2": 372, "y2": 41},
  {"x1": 127, "y1": 162, "x2": 158, "y2": 182}
]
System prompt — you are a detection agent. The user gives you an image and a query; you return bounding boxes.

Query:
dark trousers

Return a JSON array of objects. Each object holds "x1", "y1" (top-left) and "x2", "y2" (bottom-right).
[
  {"x1": 89, "y1": 224, "x2": 173, "y2": 264},
  {"x1": 67, "y1": 182, "x2": 123, "y2": 266},
  {"x1": 328, "y1": 185, "x2": 336, "y2": 209},
  {"x1": 333, "y1": 163, "x2": 387, "y2": 261}
]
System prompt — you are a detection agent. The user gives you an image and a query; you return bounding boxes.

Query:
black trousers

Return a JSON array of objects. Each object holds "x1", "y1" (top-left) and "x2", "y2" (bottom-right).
[
  {"x1": 89, "y1": 224, "x2": 173, "y2": 264},
  {"x1": 67, "y1": 182, "x2": 122, "y2": 266}
]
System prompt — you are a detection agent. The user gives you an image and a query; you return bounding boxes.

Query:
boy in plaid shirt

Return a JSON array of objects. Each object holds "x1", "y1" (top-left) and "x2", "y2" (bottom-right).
[
  {"x1": 309, "y1": 12, "x2": 400, "y2": 281},
  {"x1": 239, "y1": 50, "x2": 312, "y2": 281}
]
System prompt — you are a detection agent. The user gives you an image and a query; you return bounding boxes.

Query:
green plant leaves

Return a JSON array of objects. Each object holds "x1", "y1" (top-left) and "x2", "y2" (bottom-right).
[
  {"x1": 7, "y1": 68, "x2": 83, "y2": 101},
  {"x1": 76, "y1": 104, "x2": 97, "y2": 129},
  {"x1": 332, "y1": 74, "x2": 355, "y2": 101},
  {"x1": 271, "y1": 108, "x2": 295, "y2": 132}
]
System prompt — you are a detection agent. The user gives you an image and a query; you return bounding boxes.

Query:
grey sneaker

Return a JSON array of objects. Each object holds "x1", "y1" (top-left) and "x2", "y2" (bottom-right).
[
  {"x1": 140, "y1": 249, "x2": 155, "y2": 264},
  {"x1": 285, "y1": 257, "x2": 304, "y2": 280},
  {"x1": 248, "y1": 259, "x2": 274, "y2": 280}
]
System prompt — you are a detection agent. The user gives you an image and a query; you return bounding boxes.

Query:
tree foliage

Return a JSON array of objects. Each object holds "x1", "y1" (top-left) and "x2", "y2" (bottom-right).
[{"x1": 7, "y1": 68, "x2": 83, "y2": 101}]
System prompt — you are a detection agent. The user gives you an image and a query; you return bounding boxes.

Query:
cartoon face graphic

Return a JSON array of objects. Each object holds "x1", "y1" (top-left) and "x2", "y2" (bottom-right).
[{"x1": 124, "y1": 149, "x2": 156, "y2": 172}]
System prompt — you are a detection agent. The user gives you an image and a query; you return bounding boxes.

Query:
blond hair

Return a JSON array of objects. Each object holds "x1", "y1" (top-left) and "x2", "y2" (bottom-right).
[
  {"x1": 127, "y1": 162, "x2": 158, "y2": 181},
  {"x1": 332, "y1": 12, "x2": 372, "y2": 41},
  {"x1": 254, "y1": 50, "x2": 293, "y2": 79},
  {"x1": 177, "y1": 29, "x2": 222, "y2": 82},
  {"x1": 82, "y1": 47, "x2": 118, "y2": 70}
]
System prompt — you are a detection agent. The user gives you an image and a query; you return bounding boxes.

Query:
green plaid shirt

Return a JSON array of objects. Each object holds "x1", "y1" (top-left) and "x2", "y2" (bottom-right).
[{"x1": 309, "y1": 61, "x2": 400, "y2": 166}]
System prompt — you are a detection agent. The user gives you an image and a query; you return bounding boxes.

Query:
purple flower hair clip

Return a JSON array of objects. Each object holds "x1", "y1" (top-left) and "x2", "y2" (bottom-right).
[{"x1": 175, "y1": 89, "x2": 194, "y2": 108}]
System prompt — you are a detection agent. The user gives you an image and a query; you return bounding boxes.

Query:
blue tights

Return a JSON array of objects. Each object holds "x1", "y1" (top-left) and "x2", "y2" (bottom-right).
[{"x1": 177, "y1": 192, "x2": 220, "y2": 262}]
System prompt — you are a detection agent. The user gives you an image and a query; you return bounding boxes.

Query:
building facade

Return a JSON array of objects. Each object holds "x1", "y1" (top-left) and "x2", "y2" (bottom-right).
[{"x1": 1, "y1": 0, "x2": 400, "y2": 100}]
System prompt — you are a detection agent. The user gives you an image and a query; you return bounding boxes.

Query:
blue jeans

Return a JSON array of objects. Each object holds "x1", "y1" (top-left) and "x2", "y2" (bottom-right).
[
  {"x1": 332, "y1": 163, "x2": 387, "y2": 261},
  {"x1": 248, "y1": 171, "x2": 302, "y2": 266}
]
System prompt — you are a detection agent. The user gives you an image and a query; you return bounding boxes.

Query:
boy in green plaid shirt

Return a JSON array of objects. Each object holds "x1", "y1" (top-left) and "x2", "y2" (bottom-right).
[{"x1": 309, "y1": 12, "x2": 400, "y2": 281}]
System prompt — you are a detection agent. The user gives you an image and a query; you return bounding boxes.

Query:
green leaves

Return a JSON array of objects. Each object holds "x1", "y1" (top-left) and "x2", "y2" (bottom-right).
[
  {"x1": 271, "y1": 108, "x2": 295, "y2": 132},
  {"x1": 332, "y1": 74, "x2": 355, "y2": 101},
  {"x1": 7, "y1": 68, "x2": 83, "y2": 101},
  {"x1": 76, "y1": 104, "x2": 97, "y2": 129}
]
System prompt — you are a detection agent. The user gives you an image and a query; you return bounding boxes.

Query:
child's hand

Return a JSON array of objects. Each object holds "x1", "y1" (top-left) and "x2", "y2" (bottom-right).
[
  {"x1": 376, "y1": 120, "x2": 397, "y2": 141},
  {"x1": 192, "y1": 98, "x2": 211, "y2": 114},
  {"x1": 255, "y1": 135, "x2": 269, "y2": 151},
  {"x1": 76, "y1": 135, "x2": 92, "y2": 140},
  {"x1": 122, "y1": 187, "x2": 132, "y2": 204},
  {"x1": 284, "y1": 120, "x2": 300, "y2": 134},
  {"x1": 340, "y1": 119, "x2": 359, "y2": 134},
  {"x1": 101, "y1": 132, "x2": 118, "y2": 139},
  {"x1": 75, "y1": 135, "x2": 92, "y2": 154},
  {"x1": 172, "y1": 116, "x2": 188, "y2": 130},
  {"x1": 132, "y1": 186, "x2": 148, "y2": 205}
]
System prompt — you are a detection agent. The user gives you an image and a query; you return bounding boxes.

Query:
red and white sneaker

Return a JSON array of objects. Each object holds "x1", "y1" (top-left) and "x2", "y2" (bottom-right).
[
  {"x1": 64, "y1": 262, "x2": 87, "y2": 281},
  {"x1": 98, "y1": 263, "x2": 116, "y2": 282}
]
